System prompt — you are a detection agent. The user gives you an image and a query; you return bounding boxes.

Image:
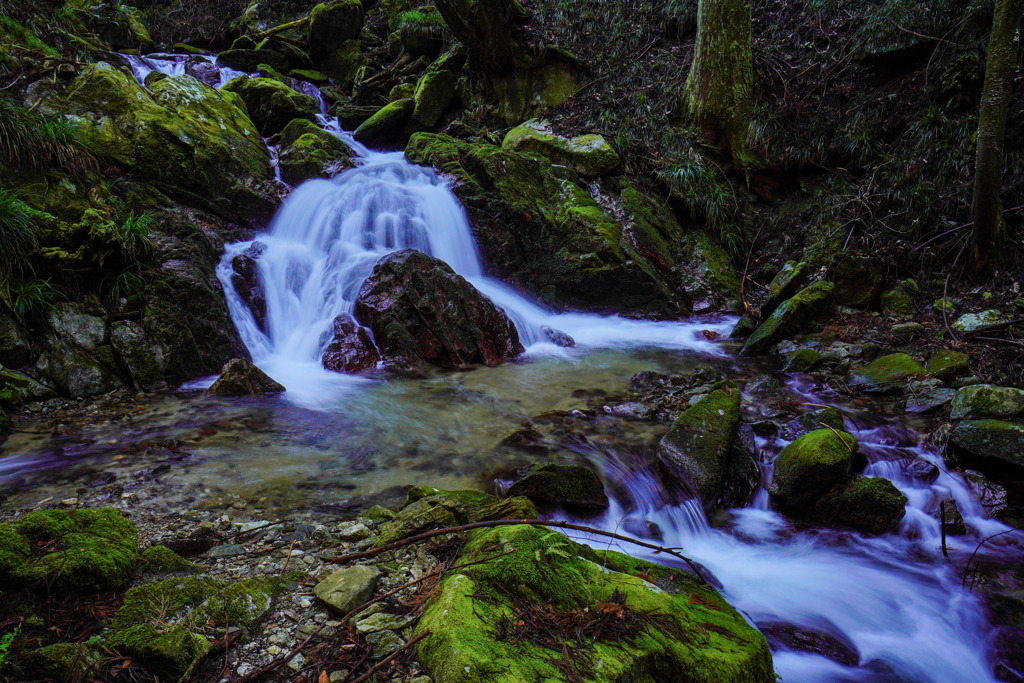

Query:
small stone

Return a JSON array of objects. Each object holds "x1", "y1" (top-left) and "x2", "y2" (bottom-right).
[
  {"x1": 365, "y1": 629, "x2": 405, "y2": 658},
  {"x1": 208, "y1": 544, "x2": 247, "y2": 558},
  {"x1": 269, "y1": 631, "x2": 291, "y2": 646},
  {"x1": 329, "y1": 671, "x2": 351, "y2": 682},
  {"x1": 891, "y1": 322, "x2": 924, "y2": 334},
  {"x1": 313, "y1": 565, "x2": 382, "y2": 614},
  {"x1": 354, "y1": 612, "x2": 417, "y2": 634},
  {"x1": 287, "y1": 653, "x2": 306, "y2": 672},
  {"x1": 952, "y1": 310, "x2": 1012, "y2": 334},
  {"x1": 60, "y1": 497, "x2": 79, "y2": 506},
  {"x1": 266, "y1": 645, "x2": 282, "y2": 656},
  {"x1": 335, "y1": 522, "x2": 373, "y2": 541}
]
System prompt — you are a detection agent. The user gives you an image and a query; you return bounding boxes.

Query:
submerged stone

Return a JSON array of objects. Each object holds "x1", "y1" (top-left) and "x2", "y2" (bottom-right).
[
  {"x1": 742, "y1": 281, "x2": 834, "y2": 356},
  {"x1": 209, "y1": 358, "x2": 286, "y2": 396},
  {"x1": 658, "y1": 382, "x2": 741, "y2": 510},
  {"x1": 770, "y1": 429, "x2": 857, "y2": 511}
]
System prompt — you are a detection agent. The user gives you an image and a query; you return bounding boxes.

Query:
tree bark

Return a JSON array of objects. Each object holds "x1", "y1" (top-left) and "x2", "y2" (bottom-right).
[
  {"x1": 969, "y1": 0, "x2": 1024, "y2": 276},
  {"x1": 682, "y1": 0, "x2": 754, "y2": 162}
]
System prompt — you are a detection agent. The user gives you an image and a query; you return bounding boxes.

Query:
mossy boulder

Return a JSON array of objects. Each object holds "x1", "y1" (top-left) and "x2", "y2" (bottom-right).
[
  {"x1": 926, "y1": 349, "x2": 969, "y2": 381},
  {"x1": 502, "y1": 119, "x2": 620, "y2": 178},
  {"x1": 404, "y1": 486, "x2": 498, "y2": 508},
  {"x1": 783, "y1": 348, "x2": 823, "y2": 372},
  {"x1": 0, "y1": 367, "x2": 55, "y2": 403},
  {"x1": 848, "y1": 353, "x2": 925, "y2": 394},
  {"x1": 374, "y1": 494, "x2": 469, "y2": 546},
  {"x1": 308, "y1": 0, "x2": 364, "y2": 61},
  {"x1": 217, "y1": 47, "x2": 289, "y2": 75},
  {"x1": 405, "y1": 133, "x2": 690, "y2": 315},
  {"x1": 409, "y1": 69, "x2": 456, "y2": 130},
  {"x1": 106, "y1": 624, "x2": 212, "y2": 676},
  {"x1": 658, "y1": 382, "x2": 742, "y2": 510},
  {"x1": 353, "y1": 98, "x2": 415, "y2": 144},
  {"x1": 769, "y1": 429, "x2": 857, "y2": 511},
  {"x1": 221, "y1": 75, "x2": 318, "y2": 136},
  {"x1": 0, "y1": 313, "x2": 31, "y2": 367},
  {"x1": 881, "y1": 279, "x2": 917, "y2": 318},
  {"x1": 813, "y1": 476, "x2": 907, "y2": 534},
  {"x1": 950, "y1": 384, "x2": 1024, "y2": 419},
  {"x1": 492, "y1": 58, "x2": 579, "y2": 125},
  {"x1": 830, "y1": 255, "x2": 884, "y2": 307},
  {"x1": 949, "y1": 420, "x2": 1024, "y2": 471},
  {"x1": 140, "y1": 545, "x2": 203, "y2": 574},
  {"x1": 741, "y1": 281, "x2": 834, "y2": 356},
  {"x1": 677, "y1": 232, "x2": 742, "y2": 308},
  {"x1": 19, "y1": 642, "x2": 104, "y2": 681},
  {"x1": 289, "y1": 68, "x2": 329, "y2": 85},
  {"x1": 279, "y1": 126, "x2": 354, "y2": 184},
  {"x1": 0, "y1": 508, "x2": 138, "y2": 593},
  {"x1": 209, "y1": 358, "x2": 286, "y2": 396},
  {"x1": 415, "y1": 524, "x2": 774, "y2": 682},
  {"x1": 504, "y1": 463, "x2": 608, "y2": 512},
  {"x1": 49, "y1": 64, "x2": 274, "y2": 216},
  {"x1": 952, "y1": 309, "x2": 1013, "y2": 334},
  {"x1": 320, "y1": 39, "x2": 364, "y2": 85},
  {"x1": 760, "y1": 260, "x2": 812, "y2": 319},
  {"x1": 398, "y1": 6, "x2": 450, "y2": 56}
]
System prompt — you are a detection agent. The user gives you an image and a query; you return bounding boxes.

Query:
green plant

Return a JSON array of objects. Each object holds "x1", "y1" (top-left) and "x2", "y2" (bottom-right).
[
  {"x1": 0, "y1": 189, "x2": 39, "y2": 273},
  {"x1": 0, "y1": 93, "x2": 97, "y2": 175},
  {"x1": 116, "y1": 211, "x2": 155, "y2": 261},
  {"x1": 1, "y1": 276, "x2": 59, "y2": 322},
  {"x1": 0, "y1": 623, "x2": 20, "y2": 669},
  {"x1": 101, "y1": 268, "x2": 145, "y2": 306}
]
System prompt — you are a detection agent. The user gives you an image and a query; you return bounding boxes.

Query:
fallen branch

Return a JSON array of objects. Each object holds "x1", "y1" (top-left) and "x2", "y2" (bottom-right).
[
  {"x1": 346, "y1": 631, "x2": 431, "y2": 683},
  {"x1": 250, "y1": 15, "x2": 310, "y2": 40},
  {"x1": 330, "y1": 519, "x2": 707, "y2": 584}
]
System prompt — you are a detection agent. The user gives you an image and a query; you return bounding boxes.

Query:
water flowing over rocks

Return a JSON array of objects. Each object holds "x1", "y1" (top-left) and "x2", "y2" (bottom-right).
[
  {"x1": 354, "y1": 249, "x2": 523, "y2": 369},
  {"x1": 321, "y1": 314, "x2": 381, "y2": 373}
]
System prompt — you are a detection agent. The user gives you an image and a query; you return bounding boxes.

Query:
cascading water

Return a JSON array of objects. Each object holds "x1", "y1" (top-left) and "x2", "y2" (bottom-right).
[{"x1": 112, "y1": 55, "x2": 1022, "y2": 681}]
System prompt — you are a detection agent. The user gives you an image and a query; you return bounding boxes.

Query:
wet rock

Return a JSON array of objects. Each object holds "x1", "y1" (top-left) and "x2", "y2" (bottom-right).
[
  {"x1": 231, "y1": 242, "x2": 268, "y2": 331},
  {"x1": 926, "y1": 349, "x2": 970, "y2": 381},
  {"x1": 111, "y1": 320, "x2": 163, "y2": 390},
  {"x1": 830, "y1": 255, "x2": 884, "y2": 307},
  {"x1": 321, "y1": 314, "x2": 381, "y2": 373},
  {"x1": 760, "y1": 621, "x2": 859, "y2": 667},
  {"x1": 781, "y1": 407, "x2": 845, "y2": 440},
  {"x1": 952, "y1": 309, "x2": 1013, "y2": 334},
  {"x1": 949, "y1": 420, "x2": 1024, "y2": 471},
  {"x1": 0, "y1": 508, "x2": 138, "y2": 593},
  {"x1": 905, "y1": 380, "x2": 955, "y2": 414},
  {"x1": 936, "y1": 496, "x2": 967, "y2": 534},
  {"x1": 723, "y1": 424, "x2": 762, "y2": 508},
  {"x1": 354, "y1": 249, "x2": 523, "y2": 369},
  {"x1": 209, "y1": 358, "x2": 286, "y2": 396},
  {"x1": 314, "y1": 565, "x2": 382, "y2": 614},
  {"x1": 541, "y1": 326, "x2": 575, "y2": 347},
  {"x1": 729, "y1": 313, "x2": 758, "y2": 339},
  {"x1": 904, "y1": 458, "x2": 939, "y2": 483},
  {"x1": 658, "y1": 382, "x2": 742, "y2": 510},
  {"x1": 745, "y1": 375, "x2": 783, "y2": 396},
  {"x1": 813, "y1": 476, "x2": 907, "y2": 534},
  {"x1": 216, "y1": 48, "x2": 289, "y2": 74},
  {"x1": 278, "y1": 119, "x2": 354, "y2": 184},
  {"x1": 950, "y1": 384, "x2": 1024, "y2": 419},
  {"x1": 631, "y1": 370, "x2": 670, "y2": 391},
  {"x1": 505, "y1": 463, "x2": 608, "y2": 512},
  {"x1": 36, "y1": 336, "x2": 124, "y2": 398},
  {"x1": 0, "y1": 313, "x2": 31, "y2": 368},
  {"x1": 409, "y1": 70, "x2": 456, "y2": 131},
  {"x1": 307, "y1": 0, "x2": 364, "y2": 62},
  {"x1": 741, "y1": 281, "x2": 834, "y2": 356},
  {"x1": 415, "y1": 524, "x2": 774, "y2": 682},
  {"x1": 761, "y1": 260, "x2": 813, "y2": 319},
  {"x1": 375, "y1": 495, "x2": 468, "y2": 546},
  {"x1": 770, "y1": 429, "x2": 857, "y2": 511},
  {"x1": 962, "y1": 470, "x2": 1008, "y2": 517},
  {"x1": 848, "y1": 353, "x2": 926, "y2": 394},
  {"x1": 502, "y1": 119, "x2": 620, "y2": 178},
  {"x1": 353, "y1": 98, "x2": 415, "y2": 144},
  {"x1": 221, "y1": 76, "x2": 318, "y2": 136},
  {"x1": 608, "y1": 401, "x2": 656, "y2": 420},
  {"x1": 783, "y1": 348, "x2": 823, "y2": 372}
]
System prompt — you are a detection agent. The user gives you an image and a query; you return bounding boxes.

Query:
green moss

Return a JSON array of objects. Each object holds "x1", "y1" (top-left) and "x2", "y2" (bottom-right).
[
  {"x1": 742, "y1": 280, "x2": 834, "y2": 355},
  {"x1": 409, "y1": 70, "x2": 456, "y2": 130},
  {"x1": 106, "y1": 623, "x2": 211, "y2": 675},
  {"x1": 926, "y1": 349, "x2": 969, "y2": 380},
  {"x1": 502, "y1": 119, "x2": 620, "y2": 178},
  {"x1": 658, "y1": 382, "x2": 741, "y2": 509},
  {"x1": 404, "y1": 486, "x2": 498, "y2": 508},
  {"x1": 19, "y1": 642, "x2": 102, "y2": 680},
  {"x1": 140, "y1": 545, "x2": 203, "y2": 574},
  {"x1": 784, "y1": 348, "x2": 823, "y2": 372},
  {"x1": 813, "y1": 476, "x2": 907, "y2": 534},
  {"x1": 949, "y1": 420, "x2": 1024, "y2": 468},
  {"x1": 353, "y1": 98, "x2": 415, "y2": 144},
  {"x1": 320, "y1": 40, "x2": 364, "y2": 85},
  {"x1": 111, "y1": 576, "x2": 224, "y2": 630},
  {"x1": 505, "y1": 464, "x2": 608, "y2": 509},
  {"x1": 849, "y1": 353, "x2": 926, "y2": 394},
  {"x1": 770, "y1": 429, "x2": 857, "y2": 510},
  {"x1": 415, "y1": 524, "x2": 774, "y2": 682},
  {"x1": 881, "y1": 279, "x2": 917, "y2": 317},
  {"x1": 288, "y1": 69, "x2": 329, "y2": 85},
  {"x1": 678, "y1": 232, "x2": 742, "y2": 304},
  {"x1": 375, "y1": 495, "x2": 467, "y2": 546},
  {"x1": 1, "y1": 508, "x2": 138, "y2": 593},
  {"x1": 950, "y1": 384, "x2": 1024, "y2": 419},
  {"x1": 186, "y1": 576, "x2": 292, "y2": 628},
  {"x1": 256, "y1": 62, "x2": 288, "y2": 83},
  {"x1": 761, "y1": 261, "x2": 812, "y2": 318}
]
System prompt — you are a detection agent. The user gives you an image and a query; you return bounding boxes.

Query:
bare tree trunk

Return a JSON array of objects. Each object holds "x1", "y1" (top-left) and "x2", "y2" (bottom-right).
[
  {"x1": 969, "y1": 0, "x2": 1024, "y2": 276},
  {"x1": 682, "y1": 0, "x2": 754, "y2": 163}
]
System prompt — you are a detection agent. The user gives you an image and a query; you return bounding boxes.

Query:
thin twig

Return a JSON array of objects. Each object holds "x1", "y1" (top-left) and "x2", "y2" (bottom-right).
[
  {"x1": 330, "y1": 519, "x2": 707, "y2": 584},
  {"x1": 962, "y1": 523, "x2": 1023, "y2": 589}
]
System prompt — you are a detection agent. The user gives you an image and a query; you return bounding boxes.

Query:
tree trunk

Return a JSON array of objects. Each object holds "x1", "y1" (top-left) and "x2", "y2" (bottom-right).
[
  {"x1": 969, "y1": 0, "x2": 1024, "y2": 276},
  {"x1": 682, "y1": 0, "x2": 754, "y2": 162},
  {"x1": 432, "y1": 0, "x2": 542, "y2": 74}
]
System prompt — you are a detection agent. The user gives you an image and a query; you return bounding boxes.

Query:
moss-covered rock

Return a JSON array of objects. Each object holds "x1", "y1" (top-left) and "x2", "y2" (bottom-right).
[
  {"x1": 784, "y1": 348, "x2": 823, "y2": 372},
  {"x1": 288, "y1": 68, "x2": 329, "y2": 85},
  {"x1": 949, "y1": 420, "x2": 1024, "y2": 470},
  {"x1": 0, "y1": 313, "x2": 31, "y2": 368},
  {"x1": 404, "y1": 486, "x2": 498, "y2": 508},
  {"x1": 830, "y1": 255, "x2": 884, "y2": 307},
  {"x1": 926, "y1": 349, "x2": 969, "y2": 381},
  {"x1": 111, "y1": 320, "x2": 164, "y2": 390},
  {"x1": 677, "y1": 232, "x2": 742, "y2": 308},
  {"x1": 813, "y1": 476, "x2": 907, "y2": 534},
  {"x1": 353, "y1": 98, "x2": 415, "y2": 144},
  {"x1": 658, "y1": 382, "x2": 742, "y2": 510},
  {"x1": 881, "y1": 279, "x2": 917, "y2": 318},
  {"x1": 504, "y1": 463, "x2": 608, "y2": 511},
  {"x1": 308, "y1": 0, "x2": 364, "y2": 61},
  {"x1": 320, "y1": 39, "x2": 364, "y2": 85},
  {"x1": 221, "y1": 75, "x2": 318, "y2": 136},
  {"x1": 19, "y1": 642, "x2": 104, "y2": 681},
  {"x1": 49, "y1": 64, "x2": 274, "y2": 216},
  {"x1": 415, "y1": 524, "x2": 774, "y2": 682},
  {"x1": 374, "y1": 494, "x2": 469, "y2": 546},
  {"x1": 502, "y1": 119, "x2": 620, "y2": 178},
  {"x1": 952, "y1": 309, "x2": 1012, "y2": 334},
  {"x1": 217, "y1": 48, "x2": 289, "y2": 75},
  {"x1": 950, "y1": 384, "x2": 1024, "y2": 419},
  {"x1": 782, "y1": 407, "x2": 844, "y2": 440},
  {"x1": 140, "y1": 545, "x2": 203, "y2": 574},
  {"x1": 760, "y1": 260, "x2": 812, "y2": 319},
  {"x1": 492, "y1": 58, "x2": 579, "y2": 125},
  {"x1": 848, "y1": 353, "x2": 925, "y2": 394},
  {"x1": 279, "y1": 126, "x2": 354, "y2": 184},
  {"x1": 409, "y1": 69, "x2": 456, "y2": 130},
  {"x1": 398, "y1": 5, "x2": 450, "y2": 56},
  {"x1": 770, "y1": 429, "x2": 857, "y2": 511},
  {"x1": 106, "y1": 624, "x2": 212, "y2": 675},
  {"x1": 741, "y1": 281, "x2": 834, "y2": 356},
  {"x1": 0, "y1": 508, "x2": 138, "y2": 593}
]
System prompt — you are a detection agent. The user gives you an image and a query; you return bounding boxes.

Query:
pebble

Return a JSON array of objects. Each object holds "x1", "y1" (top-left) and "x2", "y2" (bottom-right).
[
  {"x1": 208, "y1": 544, "x2": 247, "y2": 559},
  {"x1": 286, "y1": 653, "x2": 306, "y2": 672},
  {"x1": 60, "y1": 497, "x2": 79, "y2": 506}
]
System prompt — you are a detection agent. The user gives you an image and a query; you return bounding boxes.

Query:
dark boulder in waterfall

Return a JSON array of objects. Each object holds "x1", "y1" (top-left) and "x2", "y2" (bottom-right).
[
  {"x1": 321, "y1": 314, "x2": 380, "y2": 373},
  {"x1": 354, "y1": 249, "x2": 523, "y2": 369},
  {"x1": 209, "y1": 358, "x2": 285, "y2": 396},
  {"x1": 231, "y1": 241, "x2": 268, "y2": 333},
  {"x1": 504, "y1": 463, "x2": 609, "y2": 512}
]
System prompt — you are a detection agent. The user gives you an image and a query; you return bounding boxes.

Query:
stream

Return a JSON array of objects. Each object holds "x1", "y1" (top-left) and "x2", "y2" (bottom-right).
[{"x1": 1, "y1": 53, "x2": 1021, "y2": 683}]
